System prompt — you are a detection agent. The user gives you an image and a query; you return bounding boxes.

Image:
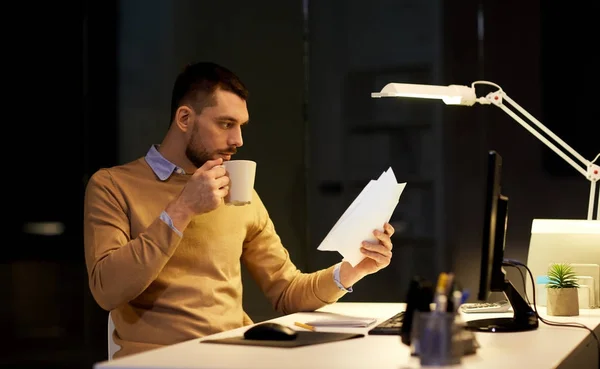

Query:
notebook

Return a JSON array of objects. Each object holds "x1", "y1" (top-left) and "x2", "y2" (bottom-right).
[
  {"x1": 304, "y1": 317, "x2": 377, "y2": 327},
  {"x1": 304, "y1": 313, "x2": 377, "y2": 327}
]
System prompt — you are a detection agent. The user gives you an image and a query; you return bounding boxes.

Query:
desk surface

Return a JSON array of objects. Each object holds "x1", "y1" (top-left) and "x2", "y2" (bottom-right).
[{"x1": 95, "y1": 302, "x2": 600, "y2": 369}]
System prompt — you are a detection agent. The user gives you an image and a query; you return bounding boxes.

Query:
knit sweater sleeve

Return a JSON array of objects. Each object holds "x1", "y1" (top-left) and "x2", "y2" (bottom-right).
[
  {"x1": 83, "y1": 169, "x2": 182, "y2": 311},
  {"x1": 241, "y1": 192, "x2": 347, "y2": 315}
]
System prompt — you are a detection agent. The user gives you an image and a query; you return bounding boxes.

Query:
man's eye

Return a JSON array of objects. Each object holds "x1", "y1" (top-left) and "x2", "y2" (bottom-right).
[{"x1": 220, "y1": 122, "x2": 233, "y2": 129}]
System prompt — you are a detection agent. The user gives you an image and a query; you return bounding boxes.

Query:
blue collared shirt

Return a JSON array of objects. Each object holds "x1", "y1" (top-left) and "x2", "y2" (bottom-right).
[
  {"x1": 145, "y1": 144, "x2": 186, "y2": 180},
  {"x1": 144, "y1": 145, "x2": 351, "y2": 292}
]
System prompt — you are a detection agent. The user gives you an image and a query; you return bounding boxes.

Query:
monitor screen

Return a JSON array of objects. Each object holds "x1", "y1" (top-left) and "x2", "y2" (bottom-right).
[
  {"x1": 465, "y1": 150, "x2": 539, "y2": 333},
  {"x1": 477, "y1": 150, "x2": 508, "y2": 301}
]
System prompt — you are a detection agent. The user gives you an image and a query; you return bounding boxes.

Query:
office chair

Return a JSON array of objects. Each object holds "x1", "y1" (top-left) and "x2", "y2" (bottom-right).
[{"x1": 107, "y1": 311, "x2": 121, "y2": 360}]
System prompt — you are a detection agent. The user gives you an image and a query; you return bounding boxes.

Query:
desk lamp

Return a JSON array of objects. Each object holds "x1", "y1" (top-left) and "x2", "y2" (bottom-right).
[
  {"x1": 371, "y1": 80, "x2": 600, "y2": 220},
  {"x1": 372, "y1": 81, "x2": 600, "y2": 307}
]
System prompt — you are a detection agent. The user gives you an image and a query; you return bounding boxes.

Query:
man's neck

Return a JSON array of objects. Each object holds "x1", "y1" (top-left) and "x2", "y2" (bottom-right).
[{"x1": 158, "y1": 130, "x2": 197, "y2": 174}]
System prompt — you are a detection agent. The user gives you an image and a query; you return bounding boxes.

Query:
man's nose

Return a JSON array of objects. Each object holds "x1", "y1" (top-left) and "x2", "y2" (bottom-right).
[{"x1": 228, "y1": 126, "x2": 243, "y2": 148}]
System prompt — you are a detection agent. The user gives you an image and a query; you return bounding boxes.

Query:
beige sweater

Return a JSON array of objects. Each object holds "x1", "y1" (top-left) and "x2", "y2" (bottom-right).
[{"x1": 83, "y1": 157, "x2": 346, "y2": 359}]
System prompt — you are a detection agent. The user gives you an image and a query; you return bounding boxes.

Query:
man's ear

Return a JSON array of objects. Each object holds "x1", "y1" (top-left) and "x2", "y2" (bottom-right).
[{"x1": 174, "y1": 105, "x2": 194, "y2": 132}]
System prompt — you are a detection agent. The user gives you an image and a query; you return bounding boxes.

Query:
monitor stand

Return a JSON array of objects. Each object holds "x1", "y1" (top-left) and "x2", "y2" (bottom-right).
[{"x1": 465, "y1": 279, "x2": 539, "y2": 332}]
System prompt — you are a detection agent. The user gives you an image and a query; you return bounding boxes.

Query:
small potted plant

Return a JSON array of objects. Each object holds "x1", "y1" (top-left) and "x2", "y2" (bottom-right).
[{"x1": 546, "y1": 263, "x2": 579, "y2": 316}]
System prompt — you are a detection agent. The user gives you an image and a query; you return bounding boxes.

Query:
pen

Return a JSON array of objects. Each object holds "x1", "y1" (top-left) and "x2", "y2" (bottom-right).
[
  {"x1": 294, "y1": 321, "x2": 315, "y2": 331},
  {"x1": 460, "y1": 289, "x2": 470, "y2": 305},
  {"x1": 434, "y1": 272, "x2": 448, "y2": 312},
  {"x1": 435, "y1": 272, "x2": 448, "y2": 294},
  {"x1": 452, "y1": 290, "x2": 463, "y2": 312}
]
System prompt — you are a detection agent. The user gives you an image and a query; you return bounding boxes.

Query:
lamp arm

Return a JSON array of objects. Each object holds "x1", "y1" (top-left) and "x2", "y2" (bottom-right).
[
  {"x1": 486, "y1": 91, "x2": 589, "y2": 177},
  {"x1": 482, "y1": 89, "x2": 600, "y2": 220}
]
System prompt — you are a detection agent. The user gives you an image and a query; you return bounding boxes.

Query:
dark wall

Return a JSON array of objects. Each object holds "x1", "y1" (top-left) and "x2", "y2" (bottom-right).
[
  {"x1": 4, "y1": 0, "x2": 118, "y2": 368},
  {"x1": 540, "y1": 2, "x2": 598, "y2": 177}
]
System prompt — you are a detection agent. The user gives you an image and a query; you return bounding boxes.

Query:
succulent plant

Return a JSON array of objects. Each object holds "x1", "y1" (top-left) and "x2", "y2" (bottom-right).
[{"x1": 547, "y1": 263, "x2": 579, "y2": 289}]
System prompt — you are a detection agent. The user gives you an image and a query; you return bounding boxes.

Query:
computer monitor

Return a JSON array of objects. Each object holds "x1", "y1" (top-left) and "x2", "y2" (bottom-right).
[{"x1": 465, "y1": 150, "x2": 539, "y2": 332}]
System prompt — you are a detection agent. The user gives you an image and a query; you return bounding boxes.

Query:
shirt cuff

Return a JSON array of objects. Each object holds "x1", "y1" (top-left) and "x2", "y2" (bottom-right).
[
  {"x1": 333, "y1": 262, "x2": 353, "y2": 292},
  {"x1": 159, "y1": 210, "x2": 183, "y2": 237}
]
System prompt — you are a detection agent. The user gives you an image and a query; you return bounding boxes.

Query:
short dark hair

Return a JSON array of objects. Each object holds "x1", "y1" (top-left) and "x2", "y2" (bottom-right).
[{"x1": 169, "y1": 62, "x2": 249, "y2": 124}]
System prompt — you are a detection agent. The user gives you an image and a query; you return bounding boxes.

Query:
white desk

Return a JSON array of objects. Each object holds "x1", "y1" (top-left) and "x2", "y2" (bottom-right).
[{"x1": 95, "y1": 302, "x2": 600, "y2": 369}]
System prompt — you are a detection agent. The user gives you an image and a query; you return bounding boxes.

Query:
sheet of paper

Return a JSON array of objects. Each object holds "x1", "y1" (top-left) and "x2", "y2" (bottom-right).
[
  {"x1": 317, "y1": 179, "x2": 377, "y2": 251},
  {"x1": 317, "y1": 167, "x2": 407, "y2": 266}
]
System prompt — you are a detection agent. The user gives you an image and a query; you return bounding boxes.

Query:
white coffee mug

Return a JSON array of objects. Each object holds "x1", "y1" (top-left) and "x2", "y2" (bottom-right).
[{"x1": 223, "y1": 160, "x2": 257, "y2": 206}]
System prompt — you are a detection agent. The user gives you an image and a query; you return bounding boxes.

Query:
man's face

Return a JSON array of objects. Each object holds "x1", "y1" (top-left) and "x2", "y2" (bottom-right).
[{"x1": 185, "y1": 88, "x2": 249, "y2": 168}]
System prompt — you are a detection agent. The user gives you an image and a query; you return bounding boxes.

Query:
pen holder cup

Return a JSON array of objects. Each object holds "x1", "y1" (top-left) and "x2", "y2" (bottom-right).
[{"x1": 410, "y1": 312, "x2": 463, "y2": 366}]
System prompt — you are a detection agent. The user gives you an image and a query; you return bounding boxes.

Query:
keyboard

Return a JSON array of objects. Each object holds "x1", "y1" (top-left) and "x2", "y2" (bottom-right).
[
  {"x1": 367, "y1": 311, "x2": 405, "y2": 335},
  {"x1": 460, "y1": 300, "x2": 511, "y2": 313}
]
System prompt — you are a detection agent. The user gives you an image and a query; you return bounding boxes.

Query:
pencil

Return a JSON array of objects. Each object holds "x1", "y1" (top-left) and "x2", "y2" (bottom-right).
[{"x1": 294, "y1": 321, "x2": 315, "y2": 331}]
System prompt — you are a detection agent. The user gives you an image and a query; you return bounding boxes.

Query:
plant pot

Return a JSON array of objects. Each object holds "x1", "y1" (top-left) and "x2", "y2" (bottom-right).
[{"x1": 546, "y1": 288, "x2": 579, "y2": 316}]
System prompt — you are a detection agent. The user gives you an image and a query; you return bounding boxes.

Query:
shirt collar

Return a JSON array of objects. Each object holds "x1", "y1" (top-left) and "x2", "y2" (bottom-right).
[{"x1": 144, "y1": 145, "x2": 186, "y2": 181}]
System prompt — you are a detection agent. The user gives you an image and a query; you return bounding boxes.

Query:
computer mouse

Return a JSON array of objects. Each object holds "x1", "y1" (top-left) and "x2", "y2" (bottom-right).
[{"x1": 243, "y1": 322, "x2": 298, "y2": 341}]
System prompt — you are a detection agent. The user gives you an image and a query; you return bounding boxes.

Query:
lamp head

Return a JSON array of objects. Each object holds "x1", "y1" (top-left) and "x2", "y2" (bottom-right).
[{"x1": 371, "y1": 83, "x2": 478, "y2": 106}]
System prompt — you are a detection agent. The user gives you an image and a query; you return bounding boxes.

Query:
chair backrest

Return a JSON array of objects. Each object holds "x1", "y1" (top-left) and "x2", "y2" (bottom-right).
[{"x1": 107, "y1": 311, "x2": 121, "y2": 360}]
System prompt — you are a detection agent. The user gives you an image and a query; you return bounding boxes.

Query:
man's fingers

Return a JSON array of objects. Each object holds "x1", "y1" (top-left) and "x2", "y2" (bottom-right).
[
  {"x1": 362, "y1": 242, "x2": 392, "y2": 258},
  {"x1": 373, "y1": 229, "x2": 393, "y2": 250},
  {"x1": 198, "y1": 158, "x2": 224, "y2": 172},
  {"x1": 214, "y1": 176, "x2": 230, "y2": 190},
  {"x1": 194, "y1": 159, "x2": 227, "y2": 180},
  {"x1": 384, "y1": 222, "x2": 395, "y2": 236},
  {"x1": 215, "y1": 187, "x2": 229, "y2": 200},
  {"x1": 213, "y1": 165, "x2": 227, "y2": 178},
  {"x1": 360, "y1": 245, "x2": 391, "y2": 266}
]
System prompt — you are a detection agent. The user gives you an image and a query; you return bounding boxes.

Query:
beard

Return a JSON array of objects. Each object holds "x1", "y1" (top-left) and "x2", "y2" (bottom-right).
[
  {"x1": 185, "y1": 124, "x2": 237, "y2": 168},
  {"x1": 185, "y1": 140, "x2": 214, "y2": 168}
]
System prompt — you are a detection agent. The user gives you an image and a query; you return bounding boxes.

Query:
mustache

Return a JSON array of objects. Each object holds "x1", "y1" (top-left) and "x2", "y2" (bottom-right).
[{"x1": 220, "y1": 147, "x2": 237, "y2": 155}]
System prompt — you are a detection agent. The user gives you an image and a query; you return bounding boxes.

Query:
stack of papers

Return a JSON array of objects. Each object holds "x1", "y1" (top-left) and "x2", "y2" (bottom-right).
[{"x1": 317, "y1": 167, "x2": 406, "y2": 267}]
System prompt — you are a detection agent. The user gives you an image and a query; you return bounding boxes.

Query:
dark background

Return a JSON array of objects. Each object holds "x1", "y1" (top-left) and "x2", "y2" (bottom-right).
[{"x1": 3, "y1": 1, "x2": 597, "y2": 368}]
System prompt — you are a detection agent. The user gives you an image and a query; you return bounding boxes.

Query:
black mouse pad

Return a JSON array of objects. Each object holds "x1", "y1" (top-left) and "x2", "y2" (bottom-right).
[{"x1": 201, "y1": 331, "x2": 365, "y2": 348}]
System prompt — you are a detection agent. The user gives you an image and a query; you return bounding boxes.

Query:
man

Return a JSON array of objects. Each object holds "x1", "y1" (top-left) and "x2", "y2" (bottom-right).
[{"x1": 84, "y1": 61, "x2": 395, "y2": 359}]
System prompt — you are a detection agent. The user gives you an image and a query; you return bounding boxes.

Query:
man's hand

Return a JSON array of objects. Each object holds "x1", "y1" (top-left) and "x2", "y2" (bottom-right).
[
  {"x1": 355, "y1": 222, "x2": 395, "y2": 275},
  {"x1": 338, "y1": 222, "x2": 395, "y2": 288},
  {"x1": 166, "y1": 158, "x2": 230, "y2": 230},
  {"x1": 182, "y1": 158, "x2": 230, "y2": 213}
]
